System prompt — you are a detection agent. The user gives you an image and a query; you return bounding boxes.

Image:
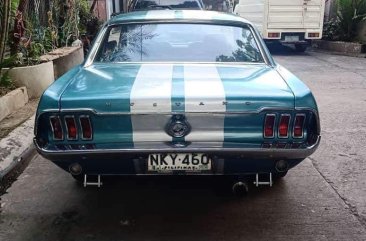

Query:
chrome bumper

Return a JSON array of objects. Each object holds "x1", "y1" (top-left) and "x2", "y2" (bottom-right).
[{"x1": 34, "y1": 136, "x2": 321, "y2": 160}]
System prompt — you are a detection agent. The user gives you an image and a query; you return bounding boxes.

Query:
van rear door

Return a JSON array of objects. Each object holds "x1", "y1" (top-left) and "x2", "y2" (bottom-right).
[
  {"x1": 267, "y1": 0, "x2": 304, "y2": 29},
  {"x1": 303, "y1": 0, "x2": 324, "y2": 28}
]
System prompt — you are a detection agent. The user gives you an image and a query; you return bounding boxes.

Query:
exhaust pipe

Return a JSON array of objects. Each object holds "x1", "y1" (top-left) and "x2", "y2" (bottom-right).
[
  {"x1": 69, "y1": 163, "x2": 82, "y2": 176},
  {"x1": 232, "y1": 181, "x2": 249, "y2": 197},
  {"x1": 275, "y1": 160, "x2": 289, "y2": 173}
]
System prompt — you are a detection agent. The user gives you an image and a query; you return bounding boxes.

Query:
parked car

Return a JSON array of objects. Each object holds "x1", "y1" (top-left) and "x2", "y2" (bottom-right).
[
  {"x1": 234, "y1": 0, "x2": 325, "y2": 52},
  {"x1": 34, "y1": 10, "x2": 320, "y2": 189},
  {"x1": 130, "y1": 0, "x2": 204, "y2": 11}
]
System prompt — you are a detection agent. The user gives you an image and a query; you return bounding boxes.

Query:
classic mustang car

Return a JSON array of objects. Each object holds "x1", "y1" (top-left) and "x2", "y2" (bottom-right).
[{"x1": 34, "y1": 10, "x2": 320, "y2": 187}]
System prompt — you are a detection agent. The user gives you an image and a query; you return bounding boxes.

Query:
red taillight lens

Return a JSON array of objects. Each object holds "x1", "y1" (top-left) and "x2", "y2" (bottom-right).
[
  {"x1": 65, "y1": 116, "x2": 78, "y2": 140},
  {"x1": 279, "y1": 115, "x2": 290, "y2": 138},
  {"x1": 80, "y1": 116, "x2": 92, "y2": 140},
  {"x1": 268, "y1": 32, "x2": 280, "y2": 38},
  {"x1": 308, "y1": 32, "x2": 320, "y2": 38},
  {"x1": 50, "y1": 116, "x2": 63, "y2": 140},
  {"x1": 293, "y1": 115, "x2": 305, "y2": 138},
  {"x1": 264, "y1": 114, "x2": 276, "y2": 138}
]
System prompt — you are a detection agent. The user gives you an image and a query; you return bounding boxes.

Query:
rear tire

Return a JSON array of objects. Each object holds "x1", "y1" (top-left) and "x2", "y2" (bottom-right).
[
  {"x1": 71, "y1": 174, "x2": 84, "y2": 183},
  {"x1": 295, "y1": 44, "x2": 307, "y2": 52},
  {"x1": 274, "y1": 171, "x2": 288, "y2": 178}
]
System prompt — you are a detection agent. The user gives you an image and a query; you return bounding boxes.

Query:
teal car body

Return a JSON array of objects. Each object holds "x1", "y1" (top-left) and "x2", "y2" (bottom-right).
[{"x1": 34, "y1": 10, "x2": 320, "y2": 180}]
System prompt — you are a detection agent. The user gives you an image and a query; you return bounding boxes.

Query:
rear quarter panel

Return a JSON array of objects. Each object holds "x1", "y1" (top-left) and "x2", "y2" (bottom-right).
[{"x1": 275, "y1": 64, "x2": 318, "y2": 111}]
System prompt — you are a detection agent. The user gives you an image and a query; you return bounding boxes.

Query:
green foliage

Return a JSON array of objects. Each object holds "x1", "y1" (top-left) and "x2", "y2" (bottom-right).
[
  {"x1": 79, "y1": 0, "x2": 102, "y2": 38},
  {"x1": 0, "y1": 59, "x2": 15, "y2": 89},
  {"x1": 29, "y1": 42, "x2": 45, "y2": 59},
  {"x1": 4, "y1": 0, "x2": 98, "y2": 66},
  {"x1": 323, "y1": 18, "x2": 342, "y2": 41},
  {"x1": 336, "y1": 0, "x2": 366, "y2": 41},
  {"x1": 60, "y1": 0, "x2": 81, "y2": 46},
  {"x1": 0, "y1": 55, "x2": 17, "y2": 68},
  {"x1": 0, "y1": 70, "x2": 13, "y2": 88},
  {"x1": 10, "y1": 0, "x2": 19, "y2": 17}
]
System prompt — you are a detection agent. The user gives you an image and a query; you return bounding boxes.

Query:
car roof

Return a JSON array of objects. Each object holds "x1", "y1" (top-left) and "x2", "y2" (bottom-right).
[{"x1": 108, "y1": 10, "x2": 251, "y2": 26}]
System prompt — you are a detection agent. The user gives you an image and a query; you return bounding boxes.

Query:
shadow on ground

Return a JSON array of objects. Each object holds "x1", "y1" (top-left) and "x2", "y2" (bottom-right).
[{"x1": 266, "y1": 43, "x2": 311, "y2": 56}]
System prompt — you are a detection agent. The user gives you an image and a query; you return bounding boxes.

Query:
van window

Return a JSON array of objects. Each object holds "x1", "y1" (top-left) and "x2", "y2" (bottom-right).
[{"x1": 134, "y1": 0, "x2": 201, "y2": 10}]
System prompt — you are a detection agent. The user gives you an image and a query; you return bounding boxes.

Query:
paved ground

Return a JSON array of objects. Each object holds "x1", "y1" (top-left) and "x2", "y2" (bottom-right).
[
  {"x1": 0, "y1": 99, "x2": 38, "y2": 139},
  {"x1": 274, "y1": 48, "x2": 366, "y2": 227},
  {"x1": 1, "y1": 48, "x2": 366, "y2": 241}
]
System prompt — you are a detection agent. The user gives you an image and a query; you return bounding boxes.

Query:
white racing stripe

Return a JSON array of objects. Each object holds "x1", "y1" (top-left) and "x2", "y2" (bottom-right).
[
  {"x1": 184, "y1": 65, "x2": 226, "y2": 144},
  {"x1": 130, "y1": 64, "x2": 173, "y2": 144}
]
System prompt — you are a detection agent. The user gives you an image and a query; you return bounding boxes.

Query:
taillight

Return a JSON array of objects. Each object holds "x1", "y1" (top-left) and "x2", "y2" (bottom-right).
[
  {"x1": 308, "y1": 32, "x2": 320, "y2": 38},
  {"x1": 50, "y1": 116, "x2": 63, "y2": 140},
  {"x1": 80, "y1": 116, "x2": 92, "y2": 140},
  {"x1": 264, "y1": 114, "x2": 276, "y2": 138},
  {"x1": 65, "y1": 116, "x2": 78, "y2": 140},
  {"x1": 278, "y1": 114, "x2": 290, "y2": 138},
  {"x1": 293, "y1": 114, "x2": 305, "y2": 138},
  {"x1": 268, "y1": 32, "x2": 280, "y2": 38}
]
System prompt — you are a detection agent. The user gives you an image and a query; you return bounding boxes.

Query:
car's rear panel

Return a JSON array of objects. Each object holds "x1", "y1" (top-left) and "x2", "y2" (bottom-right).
[
  {"x1": 35, "y1": 63, "x2": 319, "y2": 154},
  {"x1": 59, "y1": 64, "x2": 290, "y2": 143}
]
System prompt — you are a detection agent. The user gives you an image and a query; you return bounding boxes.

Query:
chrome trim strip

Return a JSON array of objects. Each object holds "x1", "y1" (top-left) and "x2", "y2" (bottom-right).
[
  {"x1": 84, "y1": 26, "x2": 108, "y2": 67},
  {"x1": 278, "y1": 114, "x2": 291, "y2": 139},
  {"x1": 79, "y1": 115, "x2": 93, "y2": 141},
  {"x1": 92, "y1": 62, "x2": 265, "y2": 65},
  {"x1": 64, "y1": 115, "x2": 78, "y2": 140},
  {"x1": 33, "y1": 136, "x2": 321, "y2": 160},
  {"x1": 49, "y1": 116, "x2": 63, "y2": 141},
  {"x1": 263, "y1": 114, "x2": 276, "y2": 138},
  {"x1": 250, "y1": 25, "x2": 273, "y2": 66},
  {"x1": 37, "y1": 107, "x2": 319, "y2": 116},
  {"x1": 293, "y1": 113, "x2": 306, "y2": 139}
]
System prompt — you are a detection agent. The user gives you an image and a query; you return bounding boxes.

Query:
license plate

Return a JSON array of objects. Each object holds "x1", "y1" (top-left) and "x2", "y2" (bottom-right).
[
  {"x1": 148, "y1": 153, "x2": 211, "y2": 172},
  {"x1": 285, "y1": 36, "x2": 299, "y2": 42}
]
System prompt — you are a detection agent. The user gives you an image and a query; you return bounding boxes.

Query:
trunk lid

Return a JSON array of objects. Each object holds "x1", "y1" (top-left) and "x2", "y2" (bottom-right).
[
  {"x1": 60, "y1": 63, "x2": 294, "y2": 112},
  {"x1": 60, "y1": 63, "x2": 294, "y2": 145}
]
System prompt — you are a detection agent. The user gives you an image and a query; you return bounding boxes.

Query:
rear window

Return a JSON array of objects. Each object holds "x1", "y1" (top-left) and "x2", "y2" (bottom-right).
[
  {"x1": 95, "y1": 23, "x2": 264, "y2": 63},
  {"x1": 134, "y1": 0, "x2": 201, "y2": 10}
]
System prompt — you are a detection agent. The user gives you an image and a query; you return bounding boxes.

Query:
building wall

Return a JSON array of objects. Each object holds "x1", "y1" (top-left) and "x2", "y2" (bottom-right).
[
  {"x1": 90, "y1": 0, "x2": 108, "y2": 21},
  {"x1": 324, "y1": 0, "x2": 336, "y2": 21},
  {"x1": 91, "y1": 0, "x2": 129, "y2": 21},
  {"x1": 358, "y1": 21, "x2": 366, "y2": 43}
]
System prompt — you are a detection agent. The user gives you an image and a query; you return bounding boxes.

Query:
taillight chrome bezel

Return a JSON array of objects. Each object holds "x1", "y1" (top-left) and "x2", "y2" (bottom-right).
[
  {"x1": 49, "y1": 116, "x2": 63, "y2": 141},
  {"x1": 79, "y1": 115, "x2": 93, "y2": 140},
  {"x1": 64, "y1": 115, "x2": 78, "y2": 140},
  {"x1": 293, "y1": 114, "x2": 306, "y2": 139},
  {"x1": 278, "y1": 114, "x2": 291, "y2": 138},
  {"x1": 264, "y1": 114, "x2": 276, "y2": 138}
]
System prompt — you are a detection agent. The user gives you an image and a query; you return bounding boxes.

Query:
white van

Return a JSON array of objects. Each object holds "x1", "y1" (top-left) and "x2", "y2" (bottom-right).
[{"x1": 234, "y1": 0, "x2": 325, "y2": 51}]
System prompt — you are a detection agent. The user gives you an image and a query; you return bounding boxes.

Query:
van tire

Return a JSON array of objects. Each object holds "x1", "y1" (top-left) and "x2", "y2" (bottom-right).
[{"x1": 295, "y1": 44, "x2": 307, "y2": 52}]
